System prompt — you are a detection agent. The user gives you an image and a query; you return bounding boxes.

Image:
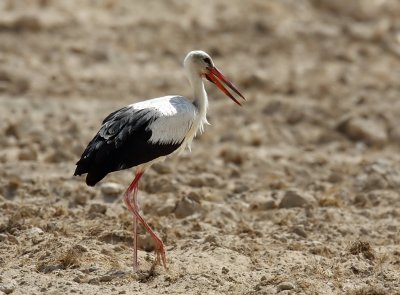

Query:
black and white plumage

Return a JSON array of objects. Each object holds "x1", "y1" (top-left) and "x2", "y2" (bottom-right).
[
  {"x1": 74, "y1": 96, "x2": 199, "y2": 186},
  {"x1": 74, "y1": 50, "x2": 245, "y2": 271}
]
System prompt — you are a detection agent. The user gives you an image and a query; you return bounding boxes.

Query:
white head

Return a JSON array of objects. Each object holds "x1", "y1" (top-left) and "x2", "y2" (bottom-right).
[
  {"x1": 184, "y1": 50, "x2": 214, "y2": 76},
  {"x1": 183, "y1": 50, "x2": 246, "y2": 106}
]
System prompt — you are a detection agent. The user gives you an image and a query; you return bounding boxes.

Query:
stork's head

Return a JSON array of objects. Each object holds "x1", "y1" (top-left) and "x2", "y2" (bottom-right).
[{"x1": 184, "y1": 50, "x2": 246, "y2": 106}]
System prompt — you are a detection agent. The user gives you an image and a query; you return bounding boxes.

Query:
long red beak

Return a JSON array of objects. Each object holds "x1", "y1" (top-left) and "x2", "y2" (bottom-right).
[{"x1": 205, "y1": 67, "x2": 246, "y2": 106}]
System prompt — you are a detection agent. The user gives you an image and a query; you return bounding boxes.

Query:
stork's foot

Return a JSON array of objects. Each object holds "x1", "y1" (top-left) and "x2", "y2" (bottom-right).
[
  {"x1": 156, "y1": 245, "x2": 167, "y2": 269},
  {"x1": 151, "y1": 234, "x2": 167, "y2": 269}
]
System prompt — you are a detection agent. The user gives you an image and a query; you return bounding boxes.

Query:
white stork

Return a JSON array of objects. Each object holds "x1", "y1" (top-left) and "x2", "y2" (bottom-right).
[{"x1": 74, "y1": 50, "x2": 246, "y2": 271}]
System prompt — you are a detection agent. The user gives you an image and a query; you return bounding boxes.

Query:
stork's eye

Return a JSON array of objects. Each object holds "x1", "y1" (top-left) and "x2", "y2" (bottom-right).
[{"x1": 203, "y1": 57, "x2": 212, "y2": 66}]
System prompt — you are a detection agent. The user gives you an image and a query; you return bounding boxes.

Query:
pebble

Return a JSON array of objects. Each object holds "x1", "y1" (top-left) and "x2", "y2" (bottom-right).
[
  {"x1": 233, "y1": 182, "x2": 249, "y2": 194},
  {"x1": 88, "y1": 203, "x2": 107, "y2": 215},
  {"x1": 337, "y1": 117, "x2": 387, "y2": 146},
  {"x1": 73, "y1": 275, "x2": 84, "y2": 283},
  {"x1": 95, "y1": 271, "x2": 126, "y2": 283},
  {"x1": 279, "y1": 190, "x2": 313, "y2": 208},
  {"x1": 27, "y1": 227, "x2": 44, "y2": 238},
  {"x1": 40, "y1": 264, "x2": 64, "y2": 274},
  {"x1": 174, "y1": 196, "x2": 201, "y2": 218},
  {"x1": 187, "y1": 191, "x2": 202, "y2": 203},
  {"x1": 100, "y1": 182, "x2": 124, "y2": 198},
  {"x1": 99, "y1": 275, "x2": 113, "y2": 282},
  {"x1": 250, "y1": 196, "x2": 277, "y2": 210},
  {"x1": 204, "y1": 235, "x2": 219, "y2": 245},
  {"x1": 277, "y1": 282, "x2": 295, "y2": 292},
  {"x1": 292, "y1": 225, "x2": 307, "y2": 238}
]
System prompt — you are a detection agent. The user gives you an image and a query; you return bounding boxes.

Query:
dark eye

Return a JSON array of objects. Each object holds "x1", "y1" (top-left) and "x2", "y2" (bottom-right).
[{"x1": 203, "y1": 57, "x2": 211, "y2": 66}]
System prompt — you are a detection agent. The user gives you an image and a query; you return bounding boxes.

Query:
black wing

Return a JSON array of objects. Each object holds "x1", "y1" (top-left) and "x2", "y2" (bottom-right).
[{"x1": 74, "y1": 106, "x2": 182, "y2": 186}]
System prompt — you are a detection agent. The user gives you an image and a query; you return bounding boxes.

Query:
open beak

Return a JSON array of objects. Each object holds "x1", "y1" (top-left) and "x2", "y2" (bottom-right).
[{"x1": 205, "y1": 67, "x2": 246, "y2": 106}]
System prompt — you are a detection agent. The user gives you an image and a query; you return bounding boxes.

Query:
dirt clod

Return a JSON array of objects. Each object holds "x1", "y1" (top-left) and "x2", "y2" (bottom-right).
[
  {"x1": 279, "y1": 191, "x2": 313, "y2": 208},
  {"x1": 277, "y1": 282, "x2": 295, "y2": 292},
  {"x1": 349, "y1": 240, "x2": 375, "y2": 261},
  {"x1": 174, "y1": 196, "x2": 201, "y2": 219},
  {"x1": 88, "y1": 203, "x2": 107, "y2": 215}
]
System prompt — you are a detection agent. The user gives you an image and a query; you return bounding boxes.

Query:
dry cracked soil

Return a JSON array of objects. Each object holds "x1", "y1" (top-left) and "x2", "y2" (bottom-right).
[{"x1": 1, "y1": 0, "x2": 400, "y2": 294}]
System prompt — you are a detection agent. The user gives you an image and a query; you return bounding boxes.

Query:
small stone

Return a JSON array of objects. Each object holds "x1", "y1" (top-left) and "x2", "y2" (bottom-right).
[
  {"x1": 337, "y1": 117, "x2": 387, "y2": 146},
  {"x1": 40, "y1": 264, "x2": 63, "y2": 274},
  {"x1": 27, "y1": 227, "x2": 44, "y2": 238},
  {"x1": 174, "y1": 196, "x2": 201, "y2": 218},
  {"x1": 233, "y1": 182, "x2": 249, "y2": 193},
  {"x1": 292, "y1": 225, "x2": 307, "y2": 238},
  {"x1": 279, "y1": 190, "x2": 313, "y2": 208},
  {"x1": 99, "y1": 275, "x2": 113, "y2": 282},
  {"x1": 73, "y1": 276, "x2": 84, "y2": 283},
  {"x1": 250, "y1": 196, "x2": 277, "y2": 210},
  {"x1": 88, "y1": 203, "x2": 107, "y2": 215},
  {"x1": 187, "y1": 191, "x2": 201, "y2": 203},
  {"x1": 221, "y1": 266, "x2": 229, "y2": 274},
  {"x1": 277, "y1": 282, "x2": 295, "y2": 292},
  {"x1": 88, "y1": 266, "x2": 98, "y2": 273},
  {"x1": 100, "y1": 182, "x2": 124, "y2": 198},
  {"x1": 353, "y1": 194, "x2": 368, "y2": 207},
  {"x1": 88, "y1": 278, "x2": 100, "y2": 285},
  {"x1": 204, "y1": 235, "x2": 219, "y2": 245}
]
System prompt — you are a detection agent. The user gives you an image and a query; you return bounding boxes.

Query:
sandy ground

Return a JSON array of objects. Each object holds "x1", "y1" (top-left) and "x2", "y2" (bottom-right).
[{"x1": 1, "y1": 0, "x2": 400, "y2": 294}]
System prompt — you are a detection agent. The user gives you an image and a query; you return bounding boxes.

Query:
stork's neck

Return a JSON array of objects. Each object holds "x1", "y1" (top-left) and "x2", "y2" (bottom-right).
[{"x1": 188, "y1": 73, "x2": 208, "y2": 116}]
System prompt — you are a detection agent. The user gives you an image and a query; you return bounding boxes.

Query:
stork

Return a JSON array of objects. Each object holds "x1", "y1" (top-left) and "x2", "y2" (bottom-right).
[{"x1": 74, "y1": 50, "x2": 246, "y2": 271}]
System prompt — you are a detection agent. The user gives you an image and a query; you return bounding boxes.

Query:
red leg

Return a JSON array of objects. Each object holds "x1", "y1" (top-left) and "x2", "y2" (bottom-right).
[
  {"x1": 131, "y1": 187, "x2": 138, "y2": 271},
  {"x1": 123, "y1": 170, "x2": 167, "y2": 270},
  {"x1": 130, "y1": 181, "x2": 140, "y2": 270},
  {"x1": 124, "y1": 171, "x2": 142, "y2": 271}
]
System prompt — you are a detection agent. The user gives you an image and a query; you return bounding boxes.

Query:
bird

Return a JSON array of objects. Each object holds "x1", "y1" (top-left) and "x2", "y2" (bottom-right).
[{"x1": 74, "y1": 50, "x2": 246, "y2": 271}]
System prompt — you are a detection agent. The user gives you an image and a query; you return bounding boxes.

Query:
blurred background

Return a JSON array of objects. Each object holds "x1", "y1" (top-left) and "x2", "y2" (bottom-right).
[{"x1": 1, "y1": 0, "x2": 400, "y2": 294}]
